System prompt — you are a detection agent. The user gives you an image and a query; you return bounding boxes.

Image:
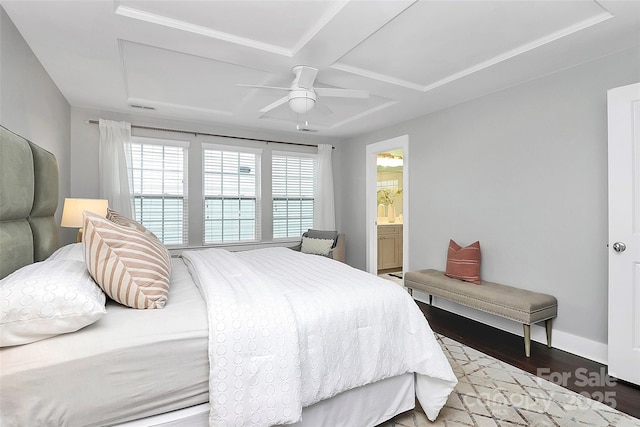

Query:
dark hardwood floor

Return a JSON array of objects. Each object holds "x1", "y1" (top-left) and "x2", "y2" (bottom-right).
[{"x1": 418, "y1": 301, "x2": 640, "y2": 419}]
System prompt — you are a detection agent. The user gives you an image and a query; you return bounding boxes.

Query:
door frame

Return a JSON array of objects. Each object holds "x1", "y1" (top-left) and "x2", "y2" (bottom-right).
[{"x1": 365, "y1": 135, "x2": 409, "y2": 275}]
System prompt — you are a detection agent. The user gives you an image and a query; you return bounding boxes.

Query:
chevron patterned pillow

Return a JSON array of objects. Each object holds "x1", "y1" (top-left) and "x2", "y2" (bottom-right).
[
  {"x1": 82, "y1": 211, "x2": 170, "y2": 309},
  {"x1": 106, "y1": 207, "x2": 158, "y2": 239}
]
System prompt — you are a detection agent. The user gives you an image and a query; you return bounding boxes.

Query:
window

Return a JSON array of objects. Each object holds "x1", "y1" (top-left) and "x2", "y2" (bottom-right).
[
  {"x1": 129, "y1": 138, "x2": 188, "y2": 245},
  {"x1": 272, "y1": 153, "x2": 316, "y2": 238},
  {"x1": 377, "y1": 179, "x2": 399, "y2": 191},
  {"x1": 203, "y1": 145, "x2": 261, "y2": 243}
]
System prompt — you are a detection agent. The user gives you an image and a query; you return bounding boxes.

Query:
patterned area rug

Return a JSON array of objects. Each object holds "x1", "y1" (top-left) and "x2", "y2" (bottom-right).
[
  {"x1": 379, "y1": 273, "x2": 403, "y2": 286},
  {"x1": 381, "y1": 334, "x2": 640, "y2": 427}
]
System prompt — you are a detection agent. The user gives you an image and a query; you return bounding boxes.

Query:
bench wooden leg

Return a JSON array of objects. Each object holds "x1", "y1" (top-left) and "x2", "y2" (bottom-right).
[
  {"x1": 429, "y1": 294, "x2": 432, "y2": 305},
  {"x1": 523, "y1": 324, "x2": 531, "y2": 357},
  {"x1": 545, "y1": 319, "x2": 553, "y2": 348}
]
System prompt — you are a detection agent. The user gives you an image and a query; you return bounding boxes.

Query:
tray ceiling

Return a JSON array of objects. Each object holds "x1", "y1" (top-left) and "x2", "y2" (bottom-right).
[{"x1": 2, "y1": 0, "x2": 639, "y2": 138}]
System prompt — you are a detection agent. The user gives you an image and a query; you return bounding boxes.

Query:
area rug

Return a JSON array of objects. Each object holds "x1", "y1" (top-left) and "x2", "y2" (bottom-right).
[
  {"x1": 379, "y1": 273, "x2": 403, "y2": 286},
  {"x1": 381, "y1": 334, "x2": 640, "y2": 427}
]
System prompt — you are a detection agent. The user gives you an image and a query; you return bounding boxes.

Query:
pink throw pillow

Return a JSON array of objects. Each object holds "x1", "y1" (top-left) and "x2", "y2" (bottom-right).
[{"x1": 445, "y1": 239, "x2": 481, "y2": 285}]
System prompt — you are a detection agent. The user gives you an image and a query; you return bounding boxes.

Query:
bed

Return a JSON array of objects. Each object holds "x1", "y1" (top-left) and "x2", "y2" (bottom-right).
[{"x1": 0, "y1": 126, "x2": 457, "y2": 427}]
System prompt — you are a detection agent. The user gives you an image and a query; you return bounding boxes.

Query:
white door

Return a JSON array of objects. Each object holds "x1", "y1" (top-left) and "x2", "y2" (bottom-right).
[{"x1": 608, "y1": 82, "x2": 640, "y2": 385}]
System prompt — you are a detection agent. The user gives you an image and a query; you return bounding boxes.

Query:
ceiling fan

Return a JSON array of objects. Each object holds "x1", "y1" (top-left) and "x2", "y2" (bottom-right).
[{"x1": 238, "y1": 65, "x2": 369, "y2": 115}]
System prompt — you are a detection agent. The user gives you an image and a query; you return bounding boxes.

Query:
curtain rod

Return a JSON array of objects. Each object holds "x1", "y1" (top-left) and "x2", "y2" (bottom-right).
[{"x1": 86, "y1": 120, "x2": 333, "y2": 149}]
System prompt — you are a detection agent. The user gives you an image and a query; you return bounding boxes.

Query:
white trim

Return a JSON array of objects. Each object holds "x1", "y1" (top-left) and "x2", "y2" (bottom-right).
[
  {"x1": 201, "y1": 142, "x2": 263, "y2": 155},
  {"x1": 365, "y1": 135, "x2": 409, "y2": 275},
  {"x1": 290, "y1": 1, "x2": 350, "y2": 56},
  {"x1": 131, "y1": 135, "x2": 190, "y2": 148},
  {"x1": 330, "y1": 63, "x2": 425, "y2": 91},
  {"x1": 126, "y1": 97, "x2": 233, "y2": 117},
  {"x1": 331, "y1": 11, "x2": 612, "y2": 94},
  {"x1": 272, "y1": 150, "x2": 318, "y2": 159},
  {"x1": 411, "y1": 290, "x2": 608, "y2": 364},
  {"x1": 115, "y1": 6, "x2": 291, "y2": 57},
  {"x1": 421, "y1": 11, "x2": 613, "y2": 93},
  {"x1": 329, "y1": 101, "x2": 399, "y2": 129}
]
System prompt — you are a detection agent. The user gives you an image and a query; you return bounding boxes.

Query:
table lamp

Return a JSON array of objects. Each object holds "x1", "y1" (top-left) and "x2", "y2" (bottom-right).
[{"x1": 61, "y1": 198, "x2": 108, "y2": 242}]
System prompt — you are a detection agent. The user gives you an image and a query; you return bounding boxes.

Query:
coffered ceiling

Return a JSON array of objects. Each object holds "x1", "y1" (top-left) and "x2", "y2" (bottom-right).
[{"x1": 2, "y1": 1, "x2": 639, "y2": 138}]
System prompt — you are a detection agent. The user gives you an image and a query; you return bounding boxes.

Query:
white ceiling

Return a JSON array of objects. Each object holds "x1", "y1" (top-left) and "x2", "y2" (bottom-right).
[{"x1": 3, "y1": 0, "x2": 639, "y2": 139}]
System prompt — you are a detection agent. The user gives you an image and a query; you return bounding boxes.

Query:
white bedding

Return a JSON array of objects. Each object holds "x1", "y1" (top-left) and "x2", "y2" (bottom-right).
[
  {"x1": 182, "y1": 247, "x2": 457, "y2": 427},
  {"x1": 0, "y1": 259, "x2": 210, "y2": 427},
  {"x1": 1, "y1": 247, "x2": 457, "y2": 427}
]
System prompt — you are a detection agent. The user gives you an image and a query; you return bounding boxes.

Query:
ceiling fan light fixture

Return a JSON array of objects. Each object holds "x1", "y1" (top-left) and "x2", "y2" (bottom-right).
[{"x1": 288, "y1": 89, "x2": 316, "y2": 114}]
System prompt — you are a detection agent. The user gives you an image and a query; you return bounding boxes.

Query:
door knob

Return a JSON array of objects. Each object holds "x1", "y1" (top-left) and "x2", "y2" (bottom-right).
[{"x1": 612, "y1": 242, "x2": 626, "y2": 253}]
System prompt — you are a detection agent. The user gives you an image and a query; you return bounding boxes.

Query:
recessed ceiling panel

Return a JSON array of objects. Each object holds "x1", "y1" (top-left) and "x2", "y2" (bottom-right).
[
  {"x1": 121, "y1": 41, "x2": 270, "y2": 113},
  {"x1": 118, "y1": 0, "x2": 340, "y2": 50},
  {"x1": 4, "y1": 0, "x2": 638, "y2": 137},
  {"x1": 337, "y1": 0, "x2": 608, "y2": 87}
]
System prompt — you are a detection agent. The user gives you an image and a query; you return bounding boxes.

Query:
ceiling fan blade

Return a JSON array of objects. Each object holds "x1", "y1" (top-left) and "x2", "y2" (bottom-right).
[
  {"x1": 315, "y1": 87, "x2": 369, "y2": 98},
  {"x1": 236, "y1": 84, "x2": 290, "y2": 91},
  {"x1": 259, "y1": 95, "x2": 289, "y2": 113},
  {"x1": 294, "y1": 66, "x2": 318, "y2": 90}
]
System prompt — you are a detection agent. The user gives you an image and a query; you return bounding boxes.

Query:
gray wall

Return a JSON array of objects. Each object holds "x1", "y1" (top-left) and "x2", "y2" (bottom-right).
[
  {"x1": 1, "y1": 7, "x2": 73, "y2": 243},
  {"x1": 336, "y1": 47, "x2": 640, "y2": 350}
]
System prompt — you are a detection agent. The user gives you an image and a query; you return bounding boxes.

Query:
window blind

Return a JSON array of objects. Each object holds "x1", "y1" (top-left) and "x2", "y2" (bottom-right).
[
  {"x1": 129, "y1": 139, "x2": 188, "y2": 245},
  {"x1": 272, "y1": 153, "x2": 315, "y2": 238},
  {"x1": 203, "y1": 147, "x2": 261, "y2": 243}
]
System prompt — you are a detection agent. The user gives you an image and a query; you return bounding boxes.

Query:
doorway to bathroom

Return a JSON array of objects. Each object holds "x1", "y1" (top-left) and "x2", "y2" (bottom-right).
[
  {"x1": 365, "y1": 135, "x2": 409, "y2": 279},
  {"x1": 376, "y1": 148, "x2": 404, "y2": 278}
]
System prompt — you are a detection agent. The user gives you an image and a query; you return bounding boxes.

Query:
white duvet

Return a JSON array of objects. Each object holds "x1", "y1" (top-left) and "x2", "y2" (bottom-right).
[{"x1": 182, "y1": 247, "x2": 457, "y2": 427}]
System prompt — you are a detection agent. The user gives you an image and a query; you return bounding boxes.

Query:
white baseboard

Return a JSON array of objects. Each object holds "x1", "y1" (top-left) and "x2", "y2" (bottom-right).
[{"x1": 411, "y1": 290, "x2": 608, "y2": 365}]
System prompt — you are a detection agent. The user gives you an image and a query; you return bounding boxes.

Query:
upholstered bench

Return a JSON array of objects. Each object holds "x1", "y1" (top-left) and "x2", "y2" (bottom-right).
[{"x1": 405, "y1": 269, "x2": 557, "y2": 357}]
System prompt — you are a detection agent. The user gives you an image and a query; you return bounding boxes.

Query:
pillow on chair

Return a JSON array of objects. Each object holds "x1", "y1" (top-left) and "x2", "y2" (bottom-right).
[
  {"x1": 304, "y1": 229, "x2": 338, "y2": 248},
  {"x1": 301, "y1": 236, "x2": 334, "y2": 256},
  {"x1": 445, "y1": 239, "x2": 481, "y2": 285}
]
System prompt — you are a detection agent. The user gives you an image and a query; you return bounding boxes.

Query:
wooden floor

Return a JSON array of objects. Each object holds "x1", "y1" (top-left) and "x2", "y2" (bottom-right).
[{"x1": 418, "y1": 301, "x2": 640, "y2": 419}]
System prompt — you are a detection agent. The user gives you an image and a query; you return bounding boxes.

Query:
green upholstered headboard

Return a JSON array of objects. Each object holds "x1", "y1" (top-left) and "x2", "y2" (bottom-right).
[{"x1": 0, "y1": 125, "x2": 60, "y2": 279}]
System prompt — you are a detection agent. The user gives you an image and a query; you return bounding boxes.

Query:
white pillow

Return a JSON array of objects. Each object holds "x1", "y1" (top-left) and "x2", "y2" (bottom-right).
[
  {"x1": 47, "y1": 243, "x2": 84, "y2": 262},
  {"x1": 301, "y1": 236, "x2": 334, "y2": 256},
  {"x1": 0, "y1": 259, "x2": 106, "y2": 347}
]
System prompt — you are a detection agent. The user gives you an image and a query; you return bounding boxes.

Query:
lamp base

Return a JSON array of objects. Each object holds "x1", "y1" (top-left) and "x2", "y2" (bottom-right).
[{"x1": 77, "y1": 228, "x2": 83, "y2": 243}]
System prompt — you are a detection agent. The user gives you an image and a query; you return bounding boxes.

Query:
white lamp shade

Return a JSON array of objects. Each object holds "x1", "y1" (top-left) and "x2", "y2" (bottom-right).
[{"x1": 61, "y1": 198, "x2": 108, "y2": 228}]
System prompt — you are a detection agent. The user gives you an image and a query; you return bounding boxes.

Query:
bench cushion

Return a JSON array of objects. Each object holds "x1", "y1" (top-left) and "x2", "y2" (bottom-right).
[{"x1": 405, "y1": 269, "x2": 557, "y2": 325}]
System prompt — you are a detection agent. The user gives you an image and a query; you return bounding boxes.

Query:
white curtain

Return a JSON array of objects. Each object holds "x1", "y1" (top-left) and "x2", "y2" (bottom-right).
[
  {"x1": 313, "y1": 144, "x2": 336, "y2": 230},
  {"x1": 98, "y1": 119, "x2": 134, "y2": 218}
]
